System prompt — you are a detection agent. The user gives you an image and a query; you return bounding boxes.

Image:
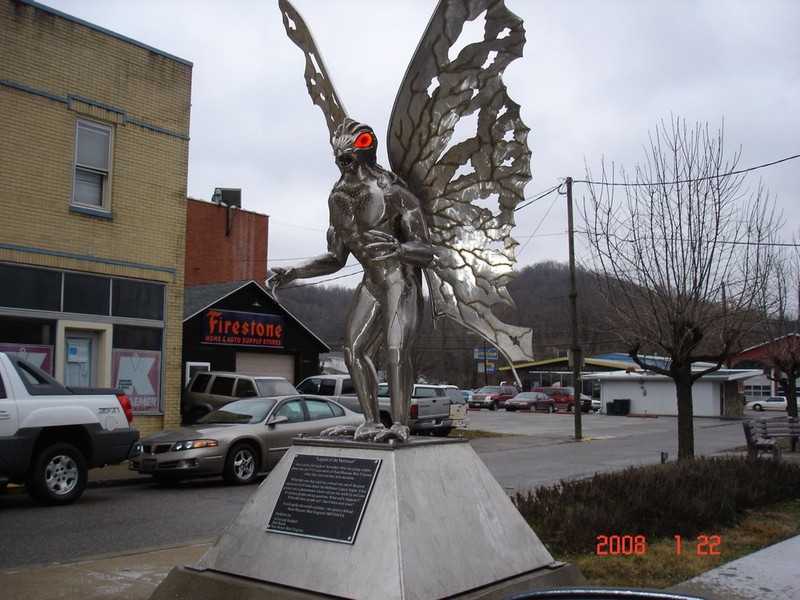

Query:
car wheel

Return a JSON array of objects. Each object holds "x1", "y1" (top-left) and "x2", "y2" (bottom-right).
[
  {"x1": 223, "y1": 443, "x2": 260, "y2": 485},
  {"x1": 567, "y1": 403, "x2": 575, "y2": 412},
  {"x1": 433, "y1": 427, "x2": 452, "y2": 437},
  {"x1": 753, "y1": 404, "x2": 763, "y2": 411},
  {"x1": 28, "y1": 443, "x2": 87, "y2": 505},
  {"x1": 548, "y1": 404, "x2": 556, "y2": 413},
  {"x1": 489, "y1": 401, "x2": 497, "y2": 411}
]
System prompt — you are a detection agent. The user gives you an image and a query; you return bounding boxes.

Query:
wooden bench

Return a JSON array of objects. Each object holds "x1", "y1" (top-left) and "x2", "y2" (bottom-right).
[{"x1": 742, "y1": 417, "x2": 800, "y2": 460}]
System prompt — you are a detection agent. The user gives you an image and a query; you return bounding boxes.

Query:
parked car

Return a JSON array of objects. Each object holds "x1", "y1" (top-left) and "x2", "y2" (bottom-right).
[
  {"x1": 504, "y1": 391, "x2": 552, "y2": 412},
  {"x1": 377, "y1": 382, "x2": 455, "y2": 436},
  {"x1": 469, "y1": 385, "x2": 517, "y2": 410},
  {"x1": 534, "y1": 387, "x2": 592, "y2": 413},
  {"x1": 745, "y1": 396, "x2": 788, "y2": 411},
  {"x1": 590, "y1": 396, "x2": 602, "y2": 412},
  {"x1": 181, "y1": 371, "x2": 298, "y2": 424},
  {"x1": 131, "y1": 395, "x2": 364, "y2": 484},
  {"x1": 0, "y1": 352, "x2": 138, "y2": 506},
  {"x1": 297, "y1": 375, "x2": 454, "y2": 436}
]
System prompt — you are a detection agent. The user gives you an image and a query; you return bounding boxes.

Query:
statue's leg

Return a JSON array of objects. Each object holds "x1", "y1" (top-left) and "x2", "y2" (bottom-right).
[
  {"x1": 343, "y1": 286, "x2": 384, "y2": 439},
  {"x1": 382, "y1": 273, "x2": 424, "y2": 441}
]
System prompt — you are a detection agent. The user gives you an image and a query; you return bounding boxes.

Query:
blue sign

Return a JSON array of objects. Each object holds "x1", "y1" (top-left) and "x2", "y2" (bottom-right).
[{"x1": 474, "y1": 347, "x2": 499, "y2": 361}]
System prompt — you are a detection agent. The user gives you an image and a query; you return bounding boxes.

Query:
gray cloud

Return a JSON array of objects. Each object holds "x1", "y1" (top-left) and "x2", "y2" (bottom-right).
[{"x1": 42, "y1": 0, "x2": 800, "y2": 277}]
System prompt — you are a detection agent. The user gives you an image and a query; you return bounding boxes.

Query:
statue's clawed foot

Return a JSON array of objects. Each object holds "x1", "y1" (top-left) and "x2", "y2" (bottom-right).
[
  {"x1": 375, "y1": 423, "x2": 410, "y2": 443},
  {"x1": 352, "y1": 423, "x2": 411, "y2": 443},
  {"x1": 353, "y1": 422, "x2": 386, "y2": 442},
  {"x1": 321, "y1": 424, "x2": 358, "y2": 438}
]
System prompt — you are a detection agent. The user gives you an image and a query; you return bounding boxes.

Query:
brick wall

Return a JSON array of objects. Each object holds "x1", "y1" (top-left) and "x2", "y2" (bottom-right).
[{"x1": 185, "y1": 199, "x2": 269, "y2": 285}]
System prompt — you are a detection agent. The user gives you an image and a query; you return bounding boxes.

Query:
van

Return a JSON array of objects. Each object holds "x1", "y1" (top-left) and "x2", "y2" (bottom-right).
[{"x1": 181, "y1": 371, "x2": 297, "y2": 424}]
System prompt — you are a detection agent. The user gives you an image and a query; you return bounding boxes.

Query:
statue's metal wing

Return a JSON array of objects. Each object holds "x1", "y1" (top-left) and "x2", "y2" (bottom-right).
[
  {"x1": 387, "y1": 0, "x2": 534, "y2": 366},
  {"x1": 278, "y1": 0, "x2": 348, "y2": 144}
]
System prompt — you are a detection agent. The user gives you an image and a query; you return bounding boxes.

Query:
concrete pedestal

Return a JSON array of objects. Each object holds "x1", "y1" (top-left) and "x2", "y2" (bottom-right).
[{"x1": 150, "y1": 437, "x2": 585, "y2": 600}]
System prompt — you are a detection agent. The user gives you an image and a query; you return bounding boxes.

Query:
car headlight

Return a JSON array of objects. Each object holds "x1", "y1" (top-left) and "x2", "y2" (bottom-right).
[{"x1": 171, "y1": 439, "x2": 219, "y2": 451}]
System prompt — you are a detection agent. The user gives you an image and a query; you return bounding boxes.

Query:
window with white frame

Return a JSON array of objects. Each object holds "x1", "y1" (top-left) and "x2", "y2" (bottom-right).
[
  {"x1": 73, "y1": 119, "x2": 111, "y2": 209},
  {"x1": 743, "y1": 384, "x2": 771, "y2": 398}
]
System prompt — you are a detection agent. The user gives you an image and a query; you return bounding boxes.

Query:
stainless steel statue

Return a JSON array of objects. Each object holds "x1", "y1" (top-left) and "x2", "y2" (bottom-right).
[{"x1": 269, "y1": 0, "x2": 534, "y2": 442}]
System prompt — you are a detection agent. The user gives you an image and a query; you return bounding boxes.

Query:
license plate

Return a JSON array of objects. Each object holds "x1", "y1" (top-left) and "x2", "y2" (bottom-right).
[{"x1": 142, "y1": 458, "x2": 157, "y2": 472}]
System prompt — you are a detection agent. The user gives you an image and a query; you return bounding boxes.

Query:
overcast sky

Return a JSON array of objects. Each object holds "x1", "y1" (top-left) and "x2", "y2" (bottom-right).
[{"x1": 42, "y1": 0, "x2": 800, "y2": 287}]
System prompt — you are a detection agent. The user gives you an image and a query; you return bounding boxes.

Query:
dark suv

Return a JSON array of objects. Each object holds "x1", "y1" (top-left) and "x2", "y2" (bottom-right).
[{"x1": 181, "y1": 371, "x2": 297, "y2": 424}]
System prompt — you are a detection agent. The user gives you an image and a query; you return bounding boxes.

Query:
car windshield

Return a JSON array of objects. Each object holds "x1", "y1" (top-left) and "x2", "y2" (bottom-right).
[
  {"x1": 477, "y1": 386, "x2": 501, "y2": 394},
  {"x1": 255, "y1": 379, "x2": 297, "y2": 396},
  {"x1": 515, "y1": 392, "x2": 535, "y2": 399},
  {"x1": 199, "y1": 399, "x2": 277, "y2": 424}
]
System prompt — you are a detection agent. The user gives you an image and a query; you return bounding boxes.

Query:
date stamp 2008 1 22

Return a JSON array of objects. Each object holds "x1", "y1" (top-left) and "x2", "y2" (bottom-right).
[{"x1": 596, "y1": 534, "x2": 722, "y2": 556}]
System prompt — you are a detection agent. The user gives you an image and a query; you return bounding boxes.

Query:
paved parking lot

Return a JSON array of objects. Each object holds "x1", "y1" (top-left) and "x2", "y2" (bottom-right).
[{"x1": 463, "y1": 409, "x2": 749, "y2": 492}]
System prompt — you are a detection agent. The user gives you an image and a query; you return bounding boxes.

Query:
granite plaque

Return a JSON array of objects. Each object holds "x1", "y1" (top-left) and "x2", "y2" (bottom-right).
[{"x1": 267, "y1": 454, "x2": 381, "y2": 544}]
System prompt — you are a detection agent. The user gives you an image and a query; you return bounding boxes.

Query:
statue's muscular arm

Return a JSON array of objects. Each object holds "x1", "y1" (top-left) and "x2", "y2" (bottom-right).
[
  {"x1": 270, "y1": 220, "x2": 349, "y2": 288},
  {"x1": 362, "y1": 187, "x2": 433, "y2": 268}
]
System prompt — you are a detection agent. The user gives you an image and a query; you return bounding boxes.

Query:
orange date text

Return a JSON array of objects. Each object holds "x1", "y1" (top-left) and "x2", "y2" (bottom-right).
[{"x1": 596, "y1": 534, "x2": 722, "y2": 556}]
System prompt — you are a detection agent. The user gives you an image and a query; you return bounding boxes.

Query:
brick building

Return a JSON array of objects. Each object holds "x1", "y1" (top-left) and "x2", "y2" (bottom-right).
[
  {"x1": 185, "y1": 196, "x2": 268, "y2": 286},
  {"x1": 182, "y1": 198, "x2": 328, "y2": 387},
  {"x1": 727, "y1": 334, "x2": 800, "y2": 401},
  {"x1": 0, "y1": 0, "x2": 192, "y2": 434}
]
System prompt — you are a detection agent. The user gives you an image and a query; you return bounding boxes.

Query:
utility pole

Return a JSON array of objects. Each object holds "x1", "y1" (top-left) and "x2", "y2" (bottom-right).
[
  {"x1": 439, "y1": 317, "x2": 446, "y2": 383},
  {"x1": 566, "y1": 177, "x2": 583, "y2": 440}
]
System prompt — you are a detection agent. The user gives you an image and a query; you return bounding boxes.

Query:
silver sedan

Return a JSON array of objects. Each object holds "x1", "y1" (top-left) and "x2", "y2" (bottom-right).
[{"x1": 129, "y1": 395, "x2": 364, "y2": 485}]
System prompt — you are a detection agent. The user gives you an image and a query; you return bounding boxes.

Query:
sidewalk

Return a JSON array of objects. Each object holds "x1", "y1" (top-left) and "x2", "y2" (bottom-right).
[{"x1": 2, "y1": 458, "x2": 800, "y2": 599}]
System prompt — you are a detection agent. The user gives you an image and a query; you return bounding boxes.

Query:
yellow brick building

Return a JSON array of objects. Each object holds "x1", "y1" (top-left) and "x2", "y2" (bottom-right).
[{"x1": 0, "y1": 0, "x2": 192, "y2": 434}]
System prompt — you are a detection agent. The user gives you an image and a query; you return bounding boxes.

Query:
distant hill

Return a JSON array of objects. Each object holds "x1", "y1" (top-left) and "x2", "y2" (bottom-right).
[{"x1": 276, "y1": 261, "x2": 618, "y2": 387}]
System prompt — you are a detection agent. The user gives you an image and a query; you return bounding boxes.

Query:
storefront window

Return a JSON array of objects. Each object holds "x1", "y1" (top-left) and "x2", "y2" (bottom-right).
[
  {"x1": 0, "y1": 316, "x2": 56, "y2": 374},
  {"x1": 0, "y1": 264, "x2": 60, "y2": 311},
  {"x1": 113, "y1": 325, "x2": 163, "y2": 414},
  {"x1": 63, "y1": 273, "x2": 110, "y2": 315},
  {"x1": 112, "y1": 279, "x2": 164, "y2": 320}
]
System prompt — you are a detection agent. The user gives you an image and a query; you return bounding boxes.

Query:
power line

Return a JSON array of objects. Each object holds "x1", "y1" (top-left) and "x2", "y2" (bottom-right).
[
  {"x1": 571, "y1": 153, "x2": 800, "y2": 188},
  {"x1": 515, "y1": 184, "x2": 561, "y2": 212},
  {"x1": 516, "y1": 191, "x2": 561, "y2": 254},
  {"x1": 275, "y1": 268, "x2": 363, "y2": 289}
]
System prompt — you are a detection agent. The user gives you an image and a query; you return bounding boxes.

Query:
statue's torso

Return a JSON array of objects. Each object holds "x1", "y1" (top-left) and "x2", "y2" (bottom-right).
[{"x1": 329, "y1": 166, "x2": 408, "y2": 276}]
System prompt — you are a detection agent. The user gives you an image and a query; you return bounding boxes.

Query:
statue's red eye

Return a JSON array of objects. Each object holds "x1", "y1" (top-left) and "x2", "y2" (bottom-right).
[{"x1": 354, "y1": 132, "x2": 374, "y2": 148}]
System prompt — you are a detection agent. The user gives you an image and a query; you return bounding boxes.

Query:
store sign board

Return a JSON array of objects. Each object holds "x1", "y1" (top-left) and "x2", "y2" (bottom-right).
[{"x1": 201, "y1": 309, "x2": 284, "y2": 348}]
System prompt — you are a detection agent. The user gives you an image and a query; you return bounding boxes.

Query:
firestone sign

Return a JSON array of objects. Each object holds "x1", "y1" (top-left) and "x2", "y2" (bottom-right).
[{"x1": 202, "y1": 309, "x2": 284, "y2": 348}]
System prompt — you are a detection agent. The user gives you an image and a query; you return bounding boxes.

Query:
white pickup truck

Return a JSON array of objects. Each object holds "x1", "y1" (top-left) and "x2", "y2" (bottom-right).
[
  {"x1": 0, "y1": 352, "x2": 139, "y2": 505},
  {"x1": 296, "y1": 374, "x2": 455, "y2": 436}
]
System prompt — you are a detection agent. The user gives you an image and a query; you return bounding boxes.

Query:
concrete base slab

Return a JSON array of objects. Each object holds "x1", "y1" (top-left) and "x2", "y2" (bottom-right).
[
  {"x1": 150, "y1": 436, "x2": 585, "y2": 600},
  {"x1": 151, "y1": 561, "x2": 585, "y2": 600}
]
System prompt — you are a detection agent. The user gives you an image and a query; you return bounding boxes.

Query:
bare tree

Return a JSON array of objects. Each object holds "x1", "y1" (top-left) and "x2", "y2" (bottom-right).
[
  {"x1": 758, "y1": 239, "x2": 800, "y2": 417},
  {"x1": 583, "y1": 117, "x2": 780, "y2": 460}
]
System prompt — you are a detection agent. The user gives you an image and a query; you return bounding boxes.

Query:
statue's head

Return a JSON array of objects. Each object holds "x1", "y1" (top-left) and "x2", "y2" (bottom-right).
[{"x1": 332, "y1": 118, "x2": 378, "y2": 171}]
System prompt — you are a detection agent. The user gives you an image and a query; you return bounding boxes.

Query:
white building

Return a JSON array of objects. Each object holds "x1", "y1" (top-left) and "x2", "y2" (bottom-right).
[{"x1": 586, "y1": 367, "x2": 762, "y2": 417}]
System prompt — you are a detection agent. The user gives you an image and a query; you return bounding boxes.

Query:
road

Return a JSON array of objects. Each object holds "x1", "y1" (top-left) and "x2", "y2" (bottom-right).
[
  {"x1": 0, "y1": 410, "x2": 748, "y2": 570},
  {"x1": 0, "y1": 477, "x2": 256, "y2": 570}
]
